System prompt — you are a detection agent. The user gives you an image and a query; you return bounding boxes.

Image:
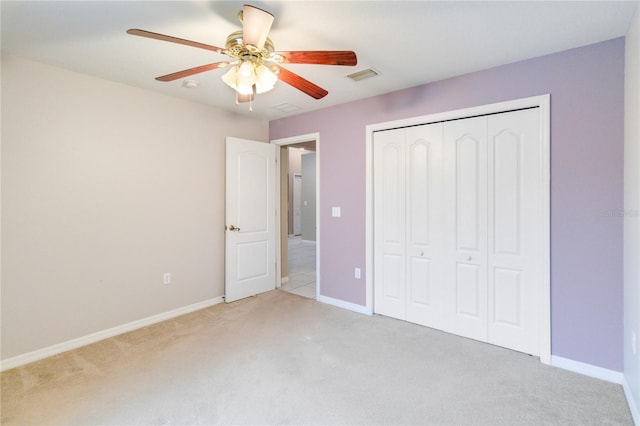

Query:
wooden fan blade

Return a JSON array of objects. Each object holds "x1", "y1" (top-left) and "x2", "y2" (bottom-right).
[
  {"x1": 242, "y1": 5, "x2": 274, "y2": 49},
  {"x1": 155, "y1": 62, "x2": 229, "y2": 82},
  {"x1": 277, "y1": 66, "x2": 328, "y2": 99},
  {"x1": 127, "y1": 29, "x2": 223, "y2": 53},
  {"x1": 279, "y1": 51, "x2": 357, "y2": 66}
]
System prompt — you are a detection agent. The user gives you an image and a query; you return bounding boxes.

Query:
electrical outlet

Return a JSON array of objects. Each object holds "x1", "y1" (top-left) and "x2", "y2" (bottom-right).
[
  {"x1": 163, "y1": 272, "x2": 171, "y2": 285},
  {"x1": 355, "y1": 268, "x2": 361, "y2": 279},
  {"x1": 632, "y1": 331, "x2": 637, "y2": 356}
]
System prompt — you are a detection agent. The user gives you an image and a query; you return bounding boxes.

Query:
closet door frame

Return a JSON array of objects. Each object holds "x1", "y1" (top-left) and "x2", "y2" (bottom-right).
[{"x1": 365, "y1": 94, "x2": 551, "y2": 365}]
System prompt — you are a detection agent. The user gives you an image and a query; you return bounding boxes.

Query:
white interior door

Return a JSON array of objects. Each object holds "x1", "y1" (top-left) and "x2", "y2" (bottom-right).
[{"x1": 225, "y1": 137, "x2": 276, "y2": 303}]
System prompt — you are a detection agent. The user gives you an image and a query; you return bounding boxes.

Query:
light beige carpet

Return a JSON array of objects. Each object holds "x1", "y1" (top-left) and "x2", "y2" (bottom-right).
[{"x1": 1, "y1": 290, "x2": 633, "y2": 425}]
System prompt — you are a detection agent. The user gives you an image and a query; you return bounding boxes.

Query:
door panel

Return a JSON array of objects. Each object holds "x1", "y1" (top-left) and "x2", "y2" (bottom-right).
[
  {"x1": 225, "y1": 137, "x2": 276, "y2": 303},
  {"x1": 493, "y1": 131, "x2": 521, "y2": 255},
  {"x1": 456, "y1": 263, "x2": 481, "y2": 317},
  {"x1": 237, "y1": 152, "x2": 269, "y2": 232},
  {"x1": 405, "y1": 124, "x2": 444, "y2": 328},
  {"x1": 374, "y1": 129, "x2": 406, "y2": 319},
  {"x1": 444, "y1": 117, "x2": 488, "y2": 340},
  {"x1": 383, "y1": 254, "x2": 404, "y2": 300},
  {"x1": 487, "y1": 108, "x2": 540, "y2": 355},
  {"x1": 493, "y1": 267, "x2": 522, "y2": 326},
  {"x1": 455, "y1": 135, "x2": 482, "y2": 252},
  {"x1": 237, "y1": 241, "x2": 269, "y2": 280}
]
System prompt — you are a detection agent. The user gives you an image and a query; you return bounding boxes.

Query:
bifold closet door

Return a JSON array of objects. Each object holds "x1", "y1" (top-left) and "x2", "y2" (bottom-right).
[
  {"x1": 486, "y1": 108, "x2": 541, "y2": 356},
  {"x1": 443, "y1": 116, "x2": 489, "y2": 342},
  {"x1": 373, "y1": 128, "x2": 407, "y2": 319},
  {"x1": 442, "y1": 108, "x2": 541, "y2": 355},
  {"x1": 404, "y1": 124, "x2": 445, "y2": 328},
  {"x1": 374, "y1": 107, "x2": 541, "y2": 356},
  {"x1": 373, "y1": 123, "x2": 444, "y2": 326}
]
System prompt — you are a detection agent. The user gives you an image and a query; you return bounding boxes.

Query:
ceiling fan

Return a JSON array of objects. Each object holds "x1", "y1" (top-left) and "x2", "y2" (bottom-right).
[{"x1": 127, "y1": 4, "x2": 357, "y2": 108}]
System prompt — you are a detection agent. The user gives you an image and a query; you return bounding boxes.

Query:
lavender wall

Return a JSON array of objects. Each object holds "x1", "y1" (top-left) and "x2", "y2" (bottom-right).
[{"x1": 270, "y1": 38, "x2": 625, "y2": 371}]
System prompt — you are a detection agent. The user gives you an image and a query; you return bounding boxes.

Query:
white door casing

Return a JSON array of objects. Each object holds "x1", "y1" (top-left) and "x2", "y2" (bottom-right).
[
  {"x1": 225, "y1": 137, "x2": 276, "y2": 303},
  {"x1": 271, "y1": 132, "x2": 320, "y2": 298}
]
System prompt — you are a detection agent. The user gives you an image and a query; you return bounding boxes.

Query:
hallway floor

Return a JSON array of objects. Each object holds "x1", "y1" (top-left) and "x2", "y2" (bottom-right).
[{"x1": 280, "y1": 236, "x2": 316, "y2": 299}]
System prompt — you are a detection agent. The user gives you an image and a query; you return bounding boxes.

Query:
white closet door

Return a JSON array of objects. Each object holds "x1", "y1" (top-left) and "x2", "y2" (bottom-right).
[
  {"x1": 373, "y1": 107, "x2": 542, "y2": 357},
  {"x1": 443, "y1": 117, "x2": 488, "y2": 341},
  {"x1": 373, "y1": 128, "x2": 407, "y2": 319},
  {"x1": 487, "y1": 108, "x2": 541, "y2": 355},
  {"x1": 405, "y1": 124, "x2": 445, "y2": 328}
]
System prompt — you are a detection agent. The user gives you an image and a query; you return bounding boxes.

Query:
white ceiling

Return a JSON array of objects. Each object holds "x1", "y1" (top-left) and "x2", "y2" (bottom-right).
[{"x1": 1, "y1": 1, "x2": 637, "y2": 121}]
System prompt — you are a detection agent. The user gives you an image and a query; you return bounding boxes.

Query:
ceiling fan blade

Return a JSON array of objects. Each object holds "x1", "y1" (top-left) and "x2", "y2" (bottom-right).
[
  {"x1": 279, "y1": 51, "x2": 358, "y2": 66},
  {"x1": 155, "y1": 62, "x2": 229, "y2": 82},
  {"x1": 127, "y1": 29, "x2": 223, "y2": 53},
  {"x1": 241, "y1": 5, "x2": 274, "y2": 49},
  {"x1": 277, "y1": 66, "x2": 328, "y2": 99}
]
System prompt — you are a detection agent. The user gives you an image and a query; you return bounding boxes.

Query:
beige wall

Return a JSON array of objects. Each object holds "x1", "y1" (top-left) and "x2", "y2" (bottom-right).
[
  {"x1": 0, "y1": 55, "x2": 268, "y2": 360},
  {"x1": 624, "y1": 3, "x2": 640, "y2": 420}
]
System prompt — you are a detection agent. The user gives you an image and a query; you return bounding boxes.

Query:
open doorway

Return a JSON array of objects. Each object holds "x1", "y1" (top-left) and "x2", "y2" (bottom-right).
[{"x1": 272, "y1": 134, "x2": 318, "y2": 300}]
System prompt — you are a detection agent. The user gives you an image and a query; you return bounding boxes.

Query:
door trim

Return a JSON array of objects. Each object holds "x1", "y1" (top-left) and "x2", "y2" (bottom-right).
[
  {"x1": 271, "y1": 133, "x2": 320, "y2": 300},
  {"x1": 365, "y1": 95, "x2": 551, "y2": 364}
]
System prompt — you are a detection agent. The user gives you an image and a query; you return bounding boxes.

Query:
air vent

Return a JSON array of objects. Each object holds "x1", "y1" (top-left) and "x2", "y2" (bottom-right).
[
  {"x1": 272, "y1": 103, "x2": 302, "y2": 113},
  {"x1": 347, "y1": 67, "x2": 379, "y2": 82}
]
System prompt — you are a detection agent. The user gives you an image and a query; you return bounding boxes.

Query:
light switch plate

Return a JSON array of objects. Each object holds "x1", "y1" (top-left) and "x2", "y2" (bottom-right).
[{"x1": 332, "y1": 207, "x2": 341, "y2": 217}]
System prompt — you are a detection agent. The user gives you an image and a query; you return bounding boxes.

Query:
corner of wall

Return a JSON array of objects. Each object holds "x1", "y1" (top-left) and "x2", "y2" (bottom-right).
[{"x1": 624, "y1": 2, "x2": 640, "y2": 423}]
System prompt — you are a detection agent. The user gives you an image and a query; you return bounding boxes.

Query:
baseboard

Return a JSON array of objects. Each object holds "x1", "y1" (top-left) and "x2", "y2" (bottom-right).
[
  {"x1": 0, "y1": 296, "x2": 224, "y2": 372},
  {"x1": 317, "y1": 294, "x2": 373, "y2": 315},
  {"x1": 622, "y1": 377, "x2": 640, "y2": 425},
  {"x1": 550, "y1": 355, "x2": 624, "y2": 384}
]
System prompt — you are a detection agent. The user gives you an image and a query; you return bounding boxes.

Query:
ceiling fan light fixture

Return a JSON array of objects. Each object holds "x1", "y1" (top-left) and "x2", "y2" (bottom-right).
[
  {"x1": 221, "y1": 62, "x2": 252, "y2": 95},
  {"x1": 222, "y1": 60, "x2": 277, "y2": 97},
  {"x1": 255, "y1": 64, "x2": 278, "y2": 94},
  {"x1": 221, "y1": 65, "x2": 238, "y2": 89},
  {"x1": 237, "y1": 61, "x2": 257, "y2": 88},
  {"x1": 128, "y1": 5, "x2": 357, "y2": 109}
]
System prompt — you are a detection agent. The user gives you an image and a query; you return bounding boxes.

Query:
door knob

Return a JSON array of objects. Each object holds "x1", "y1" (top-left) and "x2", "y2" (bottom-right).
[
  {"x1": 228, "y1": 225, "x2": 240, "y2": 231},
  {"x1": 419, "y1": 251, "x2": 424, "y2": 256},
  {"x1": 467, "y1": 256, "x2": 472, "y2": 261}
]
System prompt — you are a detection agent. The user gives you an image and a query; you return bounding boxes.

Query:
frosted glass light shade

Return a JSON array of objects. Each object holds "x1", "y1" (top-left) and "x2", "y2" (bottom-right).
[
  {"x1": 255, "y1": 64, "x2": 278, "y2": 94},
  {"x1": 222, "y1": 61, "x2": 277, "y2": 96},
  {"x1": 221, "y1": 66, "x2": 238, "y2": 90},
  {"x1": 221, "y1": 62, "x2": 256, "y2": 95}
]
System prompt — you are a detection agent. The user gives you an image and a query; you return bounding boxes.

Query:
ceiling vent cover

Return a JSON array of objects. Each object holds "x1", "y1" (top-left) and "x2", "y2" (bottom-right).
[{"x1": 347, "y1": 67, "x2": 379, "y2": 82}]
